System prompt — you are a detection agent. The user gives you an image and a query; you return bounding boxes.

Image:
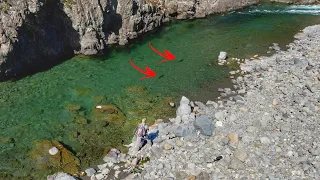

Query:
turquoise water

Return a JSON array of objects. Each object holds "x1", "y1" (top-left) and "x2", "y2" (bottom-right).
[{"x1": 1, "y1": 3, "x2": 320, "y2": 178}]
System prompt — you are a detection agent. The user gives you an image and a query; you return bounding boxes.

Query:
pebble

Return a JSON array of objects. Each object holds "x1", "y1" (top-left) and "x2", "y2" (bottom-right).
[
  {"x1": 272, "y1": 99, "x2": 278, "y2": 105},
  {"x1": 215, "y1": 121, "x2": 223, "y2": 127},
  {"x1": 101, "y1": 168, "x2": 110, "y2": 175},
  {"x1": 164, "y1": 143, "x2": 173, "y2": 150},
  {"x1": 49, "y1": 147, "x2": 59, "y2": 155},
  {"x1": 175, "y1": 139, "x2": 184, "y2": 147},
  {"x1": 85, "y1": 168, "x2": 96, "y2": 177},
  {"x1": 95, "y1": 173, "x2": 104, "y2": 180},
  {"x1": 115, "y1": 171, "x2": 121, "y2": 178},
  {"x1": 287, "y1": 151, "x2": 294, "y2": 157},
  {"x1": 229, "y1": 158, "x2": 245, "y2": 170},
  {"x1": 207, "y1": 163, "x2": 213, "y2": 168},
  {"x1": 97, "y1": 163, "x2": 107, "y2": 170},
  {"x1": 234, "y1": 148, "x2": 248, "y2": 162},
  {"x1": 260, "y1": 137, "x2": 271, "y2": 144},
  {"x1": 228, "y1": 133, "x2": 239, "y2": 145}
]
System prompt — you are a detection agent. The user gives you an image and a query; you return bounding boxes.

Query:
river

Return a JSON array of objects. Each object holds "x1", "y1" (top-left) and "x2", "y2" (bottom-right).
[{"x1": 0, "y1": 3, "x2": 320, "y2": 179}]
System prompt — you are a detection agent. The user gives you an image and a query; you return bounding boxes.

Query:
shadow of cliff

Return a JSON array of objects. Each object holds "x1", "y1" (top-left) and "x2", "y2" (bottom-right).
[
  {"x1": 1, "y1": 0, "x2": 80, "y2": 82},
  {"x1": 98, "y1": 0, "x2": 122, "y2": 55}
]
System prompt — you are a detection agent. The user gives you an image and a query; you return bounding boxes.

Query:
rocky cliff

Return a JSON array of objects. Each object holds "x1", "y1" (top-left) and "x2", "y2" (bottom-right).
[{"x1": 0, "y1": 0, "x2": 317, "y2": 80}]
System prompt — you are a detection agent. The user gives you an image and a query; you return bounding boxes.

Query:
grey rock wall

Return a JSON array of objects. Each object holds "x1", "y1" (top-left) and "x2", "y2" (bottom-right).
[{"x1": 0, "y1": 0, "x2": 317, "y2": 79}]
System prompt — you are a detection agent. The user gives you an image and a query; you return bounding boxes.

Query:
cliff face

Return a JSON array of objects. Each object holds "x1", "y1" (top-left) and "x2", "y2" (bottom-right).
[{"x1": 0, "y1": 0, "x2": 316, "y2": 79}]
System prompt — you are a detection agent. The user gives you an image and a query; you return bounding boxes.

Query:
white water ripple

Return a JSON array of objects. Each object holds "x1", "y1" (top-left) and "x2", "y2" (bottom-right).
[{"x1": 239, "y1": 5, "x2": 320, "y2": 15}]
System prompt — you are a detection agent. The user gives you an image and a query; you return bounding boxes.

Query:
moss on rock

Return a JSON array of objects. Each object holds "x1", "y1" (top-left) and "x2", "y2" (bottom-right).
[{"x1": 29, "y1": 140, "x2": 81, "y2": 177}]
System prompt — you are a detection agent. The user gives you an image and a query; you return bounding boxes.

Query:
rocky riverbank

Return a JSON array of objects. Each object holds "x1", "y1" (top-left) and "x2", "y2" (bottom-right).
[
  {"x1": 0, "y1": 0, "x2": 318, "y2": 79},
  {"x1": 49, "y1": 24, "x2": 320, "y2": 179},
  {"x1": 134, "y1": 24, "x2": 320, "y2": 179}
]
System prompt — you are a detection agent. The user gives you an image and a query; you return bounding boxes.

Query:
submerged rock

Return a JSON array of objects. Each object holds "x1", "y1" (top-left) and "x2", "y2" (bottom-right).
[{"x1": 30, "y1": 140, "x2": 81, "y2": 177}]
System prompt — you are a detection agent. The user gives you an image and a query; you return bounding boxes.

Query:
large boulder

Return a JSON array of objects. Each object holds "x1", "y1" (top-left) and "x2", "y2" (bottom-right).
[
  {"x1": 194, "y1": 116, "x2": 214, "y2": 136},
  {"x1": 103, "y1": 148, "x2": 120, "y2": 163},
  {"x1": 174, "y1": 124, "x2": 197, "y2": 139},
  {"x1": 176, "y1": 96, "x2": 192, "y2": 122}
]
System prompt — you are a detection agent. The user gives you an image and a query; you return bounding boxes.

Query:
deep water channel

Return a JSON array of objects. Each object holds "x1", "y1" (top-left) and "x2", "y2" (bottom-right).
[{"x1": 1, "y1": 3, "x2": 320, "y2": 179}]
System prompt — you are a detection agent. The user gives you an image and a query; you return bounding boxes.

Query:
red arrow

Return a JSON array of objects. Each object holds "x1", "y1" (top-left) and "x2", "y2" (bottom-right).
[
  {"x1": 148, "y1": 42, "x2": 176, "y2": 64},
  {"x1": 130, "y1": 60, "x2": 156, "y2": 80}
]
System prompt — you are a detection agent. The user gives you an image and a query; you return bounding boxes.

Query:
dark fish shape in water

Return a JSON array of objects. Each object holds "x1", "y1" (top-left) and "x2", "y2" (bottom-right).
[
  {"x1": 158, "y1": 75, "x2": 164, "y2": 79},
  {"x1": 178, "y1": 59, "x2": 184, "y2": 62}
]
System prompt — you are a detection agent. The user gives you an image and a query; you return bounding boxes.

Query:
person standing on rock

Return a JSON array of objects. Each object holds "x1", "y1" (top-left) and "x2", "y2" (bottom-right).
[
  {"x1": 193, "y1": 105, "x2": 199, "y2": 119},
  {"x1": 134, "y1": 118, "x2": 149, "y2": 151}
]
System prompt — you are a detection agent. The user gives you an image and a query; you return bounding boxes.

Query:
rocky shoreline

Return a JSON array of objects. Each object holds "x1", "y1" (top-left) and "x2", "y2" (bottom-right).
[
  {"x1": 48, "y1": 23, "x2": 320, "y2": 179},
  {"x1": 0, "y1": 0, "x2": 318, "y2": 79}
]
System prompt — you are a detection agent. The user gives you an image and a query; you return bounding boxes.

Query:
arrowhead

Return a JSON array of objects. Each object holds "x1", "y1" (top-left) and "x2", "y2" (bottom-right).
[
  {"x1": 144, "y1": 67, "x2": 156, "y2": 78},
  {"x1": 139, "y1": 67, "x2": 156, "y2": 80},
  {"x1": 164, "y1": 50, "x2": 176, "y2": 60}
]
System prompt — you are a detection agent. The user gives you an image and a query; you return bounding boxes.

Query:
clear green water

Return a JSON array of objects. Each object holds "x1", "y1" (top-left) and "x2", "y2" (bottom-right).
[{"x1": 1, "y1": 3, "x2": 320, "y2": 178}]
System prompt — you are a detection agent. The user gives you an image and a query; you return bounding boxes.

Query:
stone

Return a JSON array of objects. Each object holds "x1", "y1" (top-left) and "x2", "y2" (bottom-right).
[
  {"x1": 119, "y1": 153, "x2": 128, "y2": 162},
  {"x1": 95, "y1": 173, "x2": 104, "y2": 180},
  {"x1": 107, "y1": 162, "x2": 114, "y2": 167},
  {"x1": 115, "y1": 171, "x2": 121, "y2": 178},
  {"x1": 194, "y1": 116, "x2": 214, "y2": 136},
  {"x1": 169, "y1": 102, "x2": 175, "y2": 107},
  {"x1": 234, "y1": 148, "x2": 248, "y2": 162},
  {"x1": 103, "y1": 148, "x2": 120, "y2": 163},
  {"x1": 31, "y1": 140, "x2": 81, "y2": 176},
  {"x1": 164, "y1": 143, "x2": 173, "y2": 150},
  {"x1": 49, "y1": 147, "x2": 59, "y2": 155},
  {"x1": 214, "y1": 111, "x2": 226, "y2": 121},
  {"x1": 174, "y1": 124, "x2": 197, "y2": 138},
  {"x1": 97, "y1": 163, "x2": 107, "y2": 170},
  {"x1": 47, "y1": 172, "x2": 77, "y2": 180},
  {"x1": 197, "y1": 172, "x2": 210, "y2": 180},
  {"x1": 150, "y1": 146, "x2": 162, "y2": 159},
  {"x1": 206, "y1": 101, "x2": 218, "y2": 108},
  {"x1": 187, "y1": 175, "x2": 197, "y2": 180},
  {"x1": 101, "y1": 168, "x2": 110, "y2": 175},
  {"x1": 246, "y1": 126, "x2": 257, "y2": 133},
  {"x1": 219, "y1": 51, "x2": 227, "y2": 60},
  {"x1": 131, "y1": 158, "x2": 139, "y2": 167},
  {"x1": 158, "y1": 163, "x2": 164, "y2": 169},
  {"x1": 195, "y1": 101, "x2": 206, "y2": 109},
  {"x1": 228, "y1": 133, "x2": 239, "y2": 145},
  {"x1": 272, "y1": 99, "x2": 278, "y2": 105},
  {"x1": 175, "y1": 171, "x2": 188, "y2": 179},
  {"x1": 177, "y1": 97, "x2": 192, "y2": 117},
  {"x1": 175, "y1": 139, "x2": 184, "y2": 147},
  {"x1": 260, "y1": 137, "x2": 271, "y2": 144},
  {"x1": 215, "y1": 121, "x2": 223, "y2": 127},
  {"x1": 229, "y1": 158, "x2": 245, "y2": 170},
  {"x1": 230, "y1": 71, "x2": 236, "y2": 75},
  {"x1": 85, "y1": 168, "x2": 96, "y2": 177}
]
